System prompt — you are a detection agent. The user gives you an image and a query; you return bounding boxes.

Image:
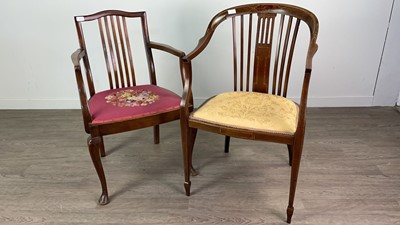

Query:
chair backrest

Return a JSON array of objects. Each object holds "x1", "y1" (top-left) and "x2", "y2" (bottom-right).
[
  {"x1": 74, "y1": 10, "x2": 157, "y2": 97},
  {"x1": 186, "y1": 4, "x2": 318, "y2": 97}
]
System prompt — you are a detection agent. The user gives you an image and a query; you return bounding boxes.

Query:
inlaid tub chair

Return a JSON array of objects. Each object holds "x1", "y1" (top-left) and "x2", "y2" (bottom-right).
[
  {"x1": 71, "y1": 10, "x2": 185, "y2": 205},
  {"x1": 179, "y1": 4, "x2": 318, "y2": 223}
]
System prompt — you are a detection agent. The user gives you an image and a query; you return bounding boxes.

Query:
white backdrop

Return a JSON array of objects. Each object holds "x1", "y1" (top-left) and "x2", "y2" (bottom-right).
[{"x1": 0, "y1": 0, "x2": 399, "y2": 109}]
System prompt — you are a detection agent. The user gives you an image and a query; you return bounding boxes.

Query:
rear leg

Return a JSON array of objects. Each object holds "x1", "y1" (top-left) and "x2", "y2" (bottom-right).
[{"x1": 224, "y1": 136, "x2": 230, "y2": 153}]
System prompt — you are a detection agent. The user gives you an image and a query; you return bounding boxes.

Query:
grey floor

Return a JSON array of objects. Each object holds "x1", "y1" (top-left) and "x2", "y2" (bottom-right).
[{"x1": 0, "y1": 107, "x2": 399, "y2": 225}]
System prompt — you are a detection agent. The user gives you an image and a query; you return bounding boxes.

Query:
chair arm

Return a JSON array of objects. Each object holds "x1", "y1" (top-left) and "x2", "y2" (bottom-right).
[
  {"x1": 71, "y1": 49, "x2": 92, "y2": 132},
  {"x1": 183, "y1": 11, "x2": 230, "y2": 62},
  {"x1": 296, "y1": 69, "x2": 312, "y2": 131},
  {"x1": 148, "y1": 41, "x2": 185, "y2": 58},
  {"x1": 182, "y1": 35, "x2": 213, "y2": 63},
  {"x1": 179, "y1": 60, "x2": 193, "y2": 117},
  {"x1": 298, "y1": 40, "x2": 318, "y2": 128}
]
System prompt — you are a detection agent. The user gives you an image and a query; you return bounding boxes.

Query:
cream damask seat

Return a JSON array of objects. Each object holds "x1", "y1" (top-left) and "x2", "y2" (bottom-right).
[
  {"x1": 192, "y1": 92, "x2": 298, "y2": 134},
  {"x1": 179, "y1": 4, "x2": 319, "y2": 223}
]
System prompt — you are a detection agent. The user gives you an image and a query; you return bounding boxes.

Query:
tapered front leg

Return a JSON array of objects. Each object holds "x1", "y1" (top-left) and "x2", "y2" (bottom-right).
[
  {"x1": 88, "y1": 136, "x2": 109, "y2": 205},
  {"x1": 180, "y1": 120, "x2": 191, "y2": 196},
  {"x1": 286, "y1": 136, "x2": 304, "y2": 223}
]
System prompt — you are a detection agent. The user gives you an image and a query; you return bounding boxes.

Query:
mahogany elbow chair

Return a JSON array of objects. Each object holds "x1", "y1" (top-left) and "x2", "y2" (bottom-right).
[
  {"x1": 179, "y1": 4, "x2": 319, "y2": 223},
  {"x1": 71, "y1": 10, "x2": 185, "y2": 205}
]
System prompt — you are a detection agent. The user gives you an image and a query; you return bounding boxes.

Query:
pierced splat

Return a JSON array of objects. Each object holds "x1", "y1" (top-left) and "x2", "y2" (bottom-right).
[
  {"x1": 180, "y1": 4, "x2": 319, "y2": 224},
  {"x1": 253, "y1": 13, "x2": 276, "y2": 93},
  {"x1": 230, "y1": 12, "x2": 301, "y2": 96}
]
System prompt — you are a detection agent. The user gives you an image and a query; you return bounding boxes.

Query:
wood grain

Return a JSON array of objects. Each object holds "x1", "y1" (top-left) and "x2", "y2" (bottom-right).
[{"x1": 0, "y1": 108, "x2": 399, "y2": 224}]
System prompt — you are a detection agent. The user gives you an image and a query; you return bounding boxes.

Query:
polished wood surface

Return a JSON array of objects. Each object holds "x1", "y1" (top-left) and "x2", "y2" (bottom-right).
[
  {"x1": 179, "y1": 4, "x2": 318, "y2": 223},
  {"x1": 0, "y1": 107, "x2": 399, "y2": 224},
  {"x1": 72, "y1": 10, "x2": 185, "y2": 204}
]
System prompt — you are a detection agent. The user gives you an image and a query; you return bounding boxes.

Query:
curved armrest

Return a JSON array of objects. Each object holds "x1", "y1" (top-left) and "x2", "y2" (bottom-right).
[
  {"x1": 182, "y1": 33, "x2": 215, "y2": 63},
  {"x1": 148, "y1": 41, "x2": 185, "y2": 58},
  {"x1": 183, "y1": 10, "x2": 231, "y2": 62},
  {"x1": 71, "y1": 48, "x2": 92, "y2": 132}
]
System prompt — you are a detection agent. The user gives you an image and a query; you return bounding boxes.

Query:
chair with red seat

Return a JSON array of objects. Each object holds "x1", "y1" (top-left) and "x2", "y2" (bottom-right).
[{"x1": 71, "y1": 10, "x2": 185, "y2": 205}]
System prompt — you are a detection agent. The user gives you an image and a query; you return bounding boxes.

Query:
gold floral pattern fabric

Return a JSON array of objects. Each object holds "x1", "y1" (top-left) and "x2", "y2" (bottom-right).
[
  {"x1": 105, "y1": 89, "x2": 159, "y2": 107},
  {"x1": 191, "y1": 92, "x2": 299, "y2": 134}
]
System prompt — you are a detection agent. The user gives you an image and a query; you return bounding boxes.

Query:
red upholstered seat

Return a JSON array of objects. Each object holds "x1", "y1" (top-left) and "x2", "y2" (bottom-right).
[
  {"x1": 72, "y1": 10, "x2": 186, "y2": 206},
  {"x1": 89, "y1": 84, "x2": 181, "y2": 124}
]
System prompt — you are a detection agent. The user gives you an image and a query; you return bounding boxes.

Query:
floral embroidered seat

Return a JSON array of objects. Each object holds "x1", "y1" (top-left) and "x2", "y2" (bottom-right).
[
  {"x1": 89, "y1": 85, "x2": 180, "y2": 124},
  {"x1": 191, "y1": 92, "x2": 298, "y2": 135},
  {"x1": 71, "y1": 10, "x2": 186, "y2": 205}
]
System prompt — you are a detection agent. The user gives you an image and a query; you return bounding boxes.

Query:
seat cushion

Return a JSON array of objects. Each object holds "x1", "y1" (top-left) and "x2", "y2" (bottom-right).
[
  {"x1": 191, "y1": 92, "x2": 299, "y2": 135},
  {"x1": 89, "y1": 85, "x2": 180, "y2": 124}
]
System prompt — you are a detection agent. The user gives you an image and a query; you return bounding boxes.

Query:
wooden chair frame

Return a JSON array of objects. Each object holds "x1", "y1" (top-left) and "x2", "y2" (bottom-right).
[
  {"x1": 71, "y1": 10, "x2": 185, "y2": 205},
  {"x1": 179, "y1": 4, "x2": 318, "y2": 223}
]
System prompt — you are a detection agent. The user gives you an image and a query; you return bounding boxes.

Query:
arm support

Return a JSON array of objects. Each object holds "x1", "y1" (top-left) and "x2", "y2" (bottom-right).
[{"x1": 71, "y1": 49, "x2": 92, "y2": 133}]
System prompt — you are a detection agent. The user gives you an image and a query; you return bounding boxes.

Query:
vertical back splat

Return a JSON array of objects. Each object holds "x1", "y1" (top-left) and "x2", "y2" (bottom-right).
[
  {"x1": 253, "y1": 13, "x2": 276, "y2": 93},
  {"x1": 232, "y1": 17, "x2": 238, "y2": 91},
  {"x1": 98, "y1": 15, "x2": 136, "y2": 89},
  {"x1": 230, "y1": 12, "x2": 301, "y2": 95}
]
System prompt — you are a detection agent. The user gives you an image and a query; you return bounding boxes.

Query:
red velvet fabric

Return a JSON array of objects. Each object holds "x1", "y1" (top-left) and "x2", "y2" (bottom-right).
[{"x1": 89, "y1": 85, "x2": 180, "y2": 124}]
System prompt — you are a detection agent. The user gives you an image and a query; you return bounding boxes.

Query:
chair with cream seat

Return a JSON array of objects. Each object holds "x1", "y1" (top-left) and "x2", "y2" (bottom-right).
[
  {"x1": 179, "y1": 4, "x2": 319, "y2": 223},
  {"x1": 71, "y1": 10, "x2": 185, "y2": 205}
]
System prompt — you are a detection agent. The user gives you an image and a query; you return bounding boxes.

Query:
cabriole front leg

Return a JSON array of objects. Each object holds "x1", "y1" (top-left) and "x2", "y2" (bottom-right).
[{"x1": 88, "y1": 136, "x2": 109, "y2": 205}]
